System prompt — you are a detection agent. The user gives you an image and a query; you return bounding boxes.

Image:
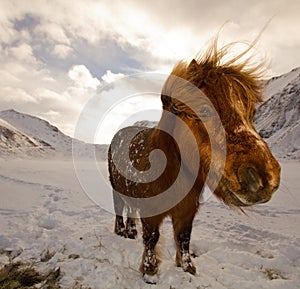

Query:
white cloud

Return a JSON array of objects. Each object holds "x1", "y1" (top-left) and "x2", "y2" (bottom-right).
[
  {"x1": 34, "y1": 88, "x2": 63, "y2": 101},
  {"x1": 101, "y1": 70, "x2": 125, "y2": 84},
  {"x1": 0, "y1": 21, "x2": 15, "y2": 43},
  {"x1": 1, "y1": 87, "x2": 37, "y2": 103},
  {"x1": 35, "y1": 22, "x2": 70, "y2": 45},
  {"x1": 43, "y1": 110, "x2": 60, "y2": 117},
  {"x1": 1, "y1": 0, "x2": 299, "y2": 73},
  {"x1": 0, "y1": 70, "x2": 21, "y2": 84},
  {"x1": 95, "y1": 93, "x2": 162, "y2": 144},
  {"x1": 68, "y1": 65, "x2": 100, "y2": 89},
  {"x1": 9, "y1": 43, "x2": 36, "y2": 63},
  {"x1": 53, "y1": 44, "x2": 73, "y2": 59},
  {"x1": 63, "y1": 65, "x2": 102, "y2": 113}
]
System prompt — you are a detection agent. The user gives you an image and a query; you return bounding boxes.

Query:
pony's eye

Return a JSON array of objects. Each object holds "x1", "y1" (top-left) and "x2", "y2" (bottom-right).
[{"x1": 198, "y1": 106, "x2": 212, "y2": 118}]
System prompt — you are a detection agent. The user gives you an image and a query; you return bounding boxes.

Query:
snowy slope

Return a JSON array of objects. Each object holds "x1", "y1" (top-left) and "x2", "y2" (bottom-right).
[
  {"x1": 0, "y1": 109, "x2": 108, "y2": 159},
  {"x1": 0, "y1": 118, "x2": 54, "y2": 158},
  {"x1": 255, "y1": 67, "x2": 300, "y2": 159},
  {"x1": 263, "y1": 67, "x2": 300, "y2": 100},
  {"x1": 0, "y1": 159, "x2": 299, "y2": 288},
  {"x1": 0, "y1": 109, "x2": 71, "y2": 152},
  {"x1": 134, "y1": 120, "x2": 158, "y2": 128}
]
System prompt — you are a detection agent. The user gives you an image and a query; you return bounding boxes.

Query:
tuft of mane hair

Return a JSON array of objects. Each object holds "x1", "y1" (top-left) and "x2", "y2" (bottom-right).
[{"x1": 164, "y1": 36, "x2": 267, "y2": 120}]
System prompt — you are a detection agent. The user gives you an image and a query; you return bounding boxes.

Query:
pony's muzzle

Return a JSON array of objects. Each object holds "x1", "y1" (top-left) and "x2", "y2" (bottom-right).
[
  {"x1": 238, "y1": 166, "x2": 263, "y2": 194},
  {"x1": 235, "y1": 162, "x2": 280, "y2": 205}
]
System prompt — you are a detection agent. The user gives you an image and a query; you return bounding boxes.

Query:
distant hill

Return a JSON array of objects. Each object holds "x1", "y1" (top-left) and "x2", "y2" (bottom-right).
[
  {"x1": 0, "y1": 117, "x2": 54, "y2": 158},
  {"x1": 0, "y1": 109, "x2": 107, "y2": 159}
]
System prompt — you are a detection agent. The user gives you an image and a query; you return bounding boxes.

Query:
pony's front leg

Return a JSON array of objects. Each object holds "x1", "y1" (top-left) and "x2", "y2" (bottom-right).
[
  {"x1": 125, "y1": 217, "x2": 137, "y2": 239},
  {"x1": 140, "y1": 217, "x2": 162, "y2": 284},
  {"x1": 172, "y1": 217, "x2": 196, "y2": 275},
  {"x1": 125, "y1": 206, "x2": 138, "y2": 239}
]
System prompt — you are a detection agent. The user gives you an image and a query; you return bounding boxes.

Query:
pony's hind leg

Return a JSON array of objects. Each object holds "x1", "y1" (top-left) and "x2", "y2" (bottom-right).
[
  {"x1": 140, "y1": 216, "x2": 162, "y2": 284},
  {"x1": 172, "y1": 216, "x2": 196, "y2": 275},
  {"x1": 113, "y1": 190, "x2": 126, "y2": 237}
]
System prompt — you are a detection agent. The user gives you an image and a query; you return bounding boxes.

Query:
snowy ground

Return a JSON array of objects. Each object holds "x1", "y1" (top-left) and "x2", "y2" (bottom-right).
[{"x1": 0, "y1": 159, "x2": 299, "y2": 289}]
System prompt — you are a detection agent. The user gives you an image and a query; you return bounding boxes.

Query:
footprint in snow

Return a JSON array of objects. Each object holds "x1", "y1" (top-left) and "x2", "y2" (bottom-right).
[{"x1": 38, "y1": 218, "x2": 56, "y2": 230}]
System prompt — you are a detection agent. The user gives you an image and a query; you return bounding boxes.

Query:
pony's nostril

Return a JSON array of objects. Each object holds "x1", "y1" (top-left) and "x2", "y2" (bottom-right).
[{"x1": 238, "y1": 166, "x2": 263, "y2": 193}]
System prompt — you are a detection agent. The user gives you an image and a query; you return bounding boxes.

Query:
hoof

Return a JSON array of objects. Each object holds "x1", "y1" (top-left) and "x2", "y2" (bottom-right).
[
  {"x1": 143, "y1": 273, "x2": 158, "y2": 284},
  {"x1": 183, "y1": 264, "x2": 196, "y2": 275},
  {"x1": 140, "y1": 249, "x2": 159, "y2": 278},
  {"x1": 114, "y1": 227, "x2": 127, "y2": 238},
  {"x1": 180, "y1": 253, "x2": 196, "y2": 275},
  {"x1": 115, "y1": 226, "x2": 137, "y2": 239},
  {"x1": 114, "y1": 217, "x2": 127, "y2": 238},
  {"x1": 126, "y1": 228, "x2": 138, "y2": 239}
]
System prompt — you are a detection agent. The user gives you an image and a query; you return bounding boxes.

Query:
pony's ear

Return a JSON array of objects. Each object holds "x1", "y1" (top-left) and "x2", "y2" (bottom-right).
[
  {"x1": 188, "y1": 59, "x2": 199, "y2": 72},
  {"x1": 187, "y1": 59, "x2": 204, "y2": 87}
]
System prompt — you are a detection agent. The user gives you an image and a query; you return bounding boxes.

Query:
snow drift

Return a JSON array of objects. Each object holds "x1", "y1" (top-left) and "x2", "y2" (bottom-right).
[{"x1": 0, "y1": 68, "x2": 299, "y2": 288}]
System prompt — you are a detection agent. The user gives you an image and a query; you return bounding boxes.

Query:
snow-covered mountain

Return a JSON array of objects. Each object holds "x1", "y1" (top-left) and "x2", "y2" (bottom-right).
[
  {"x1": 0, "y1": 118, "x2": 54, "y2": 157},
  {"x1": 0, "y1": 109, "x2": 73, "y2": 153},
  {"x1": 255, "y1": 67, "x2": 300, "y2": 159},
  {"x1": 0, "y1": 109, "x2": 107, "y2": 159},
  {"x1": 134, "y1": 120, "x2": 157, "y2": 128}
]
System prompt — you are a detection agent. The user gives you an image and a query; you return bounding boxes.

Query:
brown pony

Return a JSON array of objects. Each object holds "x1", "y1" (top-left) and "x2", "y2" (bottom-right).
[{"x1": 108, "y1": 39, "x2": 281, "y2": 284}]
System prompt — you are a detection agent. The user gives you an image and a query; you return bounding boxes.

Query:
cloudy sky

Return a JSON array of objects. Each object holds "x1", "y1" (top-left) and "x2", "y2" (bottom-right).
[{"x1": 0, "y1": 0, "x2": 299, "y2": 143}]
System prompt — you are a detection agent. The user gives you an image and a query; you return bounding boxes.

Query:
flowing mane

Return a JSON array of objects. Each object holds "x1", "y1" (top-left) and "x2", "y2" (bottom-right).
[{"x1": 165, "y1": 39, "x2": 265, "y2": 120}]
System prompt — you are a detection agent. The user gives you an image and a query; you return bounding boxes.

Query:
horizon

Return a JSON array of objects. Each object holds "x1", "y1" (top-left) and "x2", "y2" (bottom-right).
[{"x1": 0, "y1": 65, "x2": 299, "y2": 144}]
